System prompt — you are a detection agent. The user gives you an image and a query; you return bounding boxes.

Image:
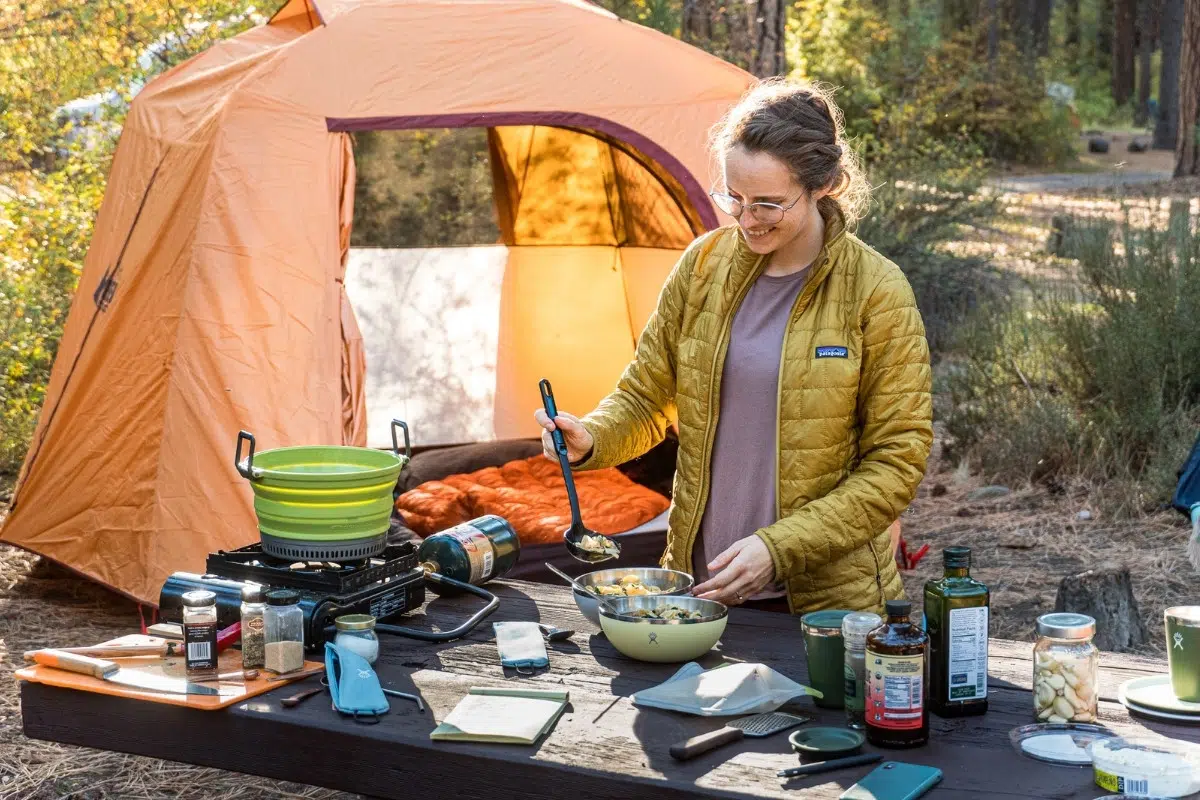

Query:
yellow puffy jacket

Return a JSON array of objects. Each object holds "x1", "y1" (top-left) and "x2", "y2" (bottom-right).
[{"x1": 576, "y1": 204, "x2": 933, "y2": 615}]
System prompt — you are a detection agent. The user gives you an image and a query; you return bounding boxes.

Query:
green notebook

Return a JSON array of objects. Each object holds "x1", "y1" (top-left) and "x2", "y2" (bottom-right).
[{"x1": 430, "y1": 687, "x2": 569, "y2": 744}]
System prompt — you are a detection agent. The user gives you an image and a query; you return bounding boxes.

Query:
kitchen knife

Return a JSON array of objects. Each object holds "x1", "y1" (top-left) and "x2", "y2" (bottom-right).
[
  {"x1": 24, "y1": 643, "x2": 182, "y2": 661},
  {"x1": 27, "y1": 649, "x2": 221, "y2": 696}
]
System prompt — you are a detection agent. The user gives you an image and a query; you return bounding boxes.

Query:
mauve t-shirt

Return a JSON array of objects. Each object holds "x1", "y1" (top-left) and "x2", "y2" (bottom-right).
[{"x1": 693, "y1": 267, "x2": 809, "y2": 599}]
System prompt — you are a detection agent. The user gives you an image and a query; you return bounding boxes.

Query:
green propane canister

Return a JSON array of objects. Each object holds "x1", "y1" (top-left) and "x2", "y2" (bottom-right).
[{"x1": 418, "y1": 515, "x2": 521, "y2": 594}]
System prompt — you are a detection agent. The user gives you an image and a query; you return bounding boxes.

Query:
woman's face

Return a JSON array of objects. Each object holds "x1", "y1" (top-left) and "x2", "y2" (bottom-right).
[{"x1": 722, "y1": 145, "x2": 822, "y2": 256}]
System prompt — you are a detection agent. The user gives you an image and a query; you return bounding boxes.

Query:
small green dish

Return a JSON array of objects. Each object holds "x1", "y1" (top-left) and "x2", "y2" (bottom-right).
[{"x1": 788, "y1": 727, "x2": 866, "y2": 758}]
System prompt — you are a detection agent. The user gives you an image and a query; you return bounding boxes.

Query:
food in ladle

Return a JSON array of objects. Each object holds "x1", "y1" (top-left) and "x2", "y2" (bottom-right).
[
  {"x1": 578, "y1": 534, "x2": 618, "y2": 554},
  {"x1": 627, "y1": 605, "x2": 704, "y2": 621},
  {"x1": 593, "y1": 575, "x2": 663, "y2": 597}
]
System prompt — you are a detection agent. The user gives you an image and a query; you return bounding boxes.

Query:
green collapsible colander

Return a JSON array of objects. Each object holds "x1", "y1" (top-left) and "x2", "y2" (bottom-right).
[{"x1": 235, "y1": 420, "x2": 410, "y2": 561}]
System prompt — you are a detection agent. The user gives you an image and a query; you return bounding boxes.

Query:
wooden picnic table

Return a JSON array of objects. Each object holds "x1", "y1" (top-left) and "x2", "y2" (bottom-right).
[{"x1": 20, "y1": 579, "x2": 1200, "y2": 799}]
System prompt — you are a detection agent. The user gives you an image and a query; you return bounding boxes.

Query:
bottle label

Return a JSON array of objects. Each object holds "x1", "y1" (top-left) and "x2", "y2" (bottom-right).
[
  {"x1": 184, "y1": 622, "x2": 218, "y2": 671},
  {"x1": 444, "y1": 523, "x2": 496, "y2": 584},
  {"x1": 866, "y1": 650, "x2": 924, "y2": 730},
  {"x1": 948, "y1": 606, "x2": 988, "y2": 701},
  {"x1": 844, "y1": 663, "x2": 863, "y2": 712},
  {"x1": 245, "y1": 616, "x2": 265, "y2": 635}
]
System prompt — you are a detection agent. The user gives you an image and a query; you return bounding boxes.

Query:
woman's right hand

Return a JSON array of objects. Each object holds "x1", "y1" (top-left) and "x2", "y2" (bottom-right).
[{"x1": 534, "y1": 409, "x2": 595, "y2": 465}]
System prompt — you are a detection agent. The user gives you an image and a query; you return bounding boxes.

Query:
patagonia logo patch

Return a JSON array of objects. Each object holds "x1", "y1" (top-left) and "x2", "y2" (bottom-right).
[{"x1": 815, "y1": 346, "x2": 849, "y2": 359}]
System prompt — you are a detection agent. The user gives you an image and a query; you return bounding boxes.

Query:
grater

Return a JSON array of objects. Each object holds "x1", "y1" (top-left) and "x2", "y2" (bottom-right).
[
  {"x1": 731, "y1": 711, "x2": 810, "y2": 736},
  {"x1": 669, "y1": 711, "x2": 810, "y2": 760}
]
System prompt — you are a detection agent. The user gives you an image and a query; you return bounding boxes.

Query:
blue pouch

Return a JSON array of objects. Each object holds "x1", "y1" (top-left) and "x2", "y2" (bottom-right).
[
  {"x1": 325, "y1": 642, "x2": 389, "y2": 723},
  {"x1": 493, "y1": 621, "x2": 549, "y2": 673}
]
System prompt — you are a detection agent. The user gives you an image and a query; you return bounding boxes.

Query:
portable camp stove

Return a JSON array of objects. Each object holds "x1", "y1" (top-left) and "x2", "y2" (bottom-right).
[{"x1": 159, "y1": 540, "x2": 427, "y2": 651}]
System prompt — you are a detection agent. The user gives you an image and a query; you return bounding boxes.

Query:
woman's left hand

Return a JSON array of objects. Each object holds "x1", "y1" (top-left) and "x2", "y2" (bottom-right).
[{"x1": 692, "y1": 535, "x2": 777, "y2": 605}]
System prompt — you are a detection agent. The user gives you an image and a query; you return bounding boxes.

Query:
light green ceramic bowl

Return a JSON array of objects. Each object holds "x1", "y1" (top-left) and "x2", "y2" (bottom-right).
[{"x1": 598, "y1": 595, "x2": 727, "y2": 663}]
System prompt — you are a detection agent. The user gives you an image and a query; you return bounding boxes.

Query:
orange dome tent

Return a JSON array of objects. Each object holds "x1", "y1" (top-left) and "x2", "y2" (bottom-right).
[{"x1": 1, "y1": 0, "x2": 756, "y2": 603}]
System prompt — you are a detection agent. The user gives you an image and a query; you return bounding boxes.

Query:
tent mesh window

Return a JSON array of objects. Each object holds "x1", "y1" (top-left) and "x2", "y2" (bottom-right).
[{"x1": 352, "y1": 128, "x2": 500, "y2": 247}]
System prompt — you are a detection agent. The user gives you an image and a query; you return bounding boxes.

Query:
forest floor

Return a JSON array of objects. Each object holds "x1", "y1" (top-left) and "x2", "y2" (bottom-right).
[
  {"x1": 990, "y1": 127, "x2": 1177, "y2": 193},
  {"x1": 1, "y1": 165, "x2": 1197, "y2": 799}
]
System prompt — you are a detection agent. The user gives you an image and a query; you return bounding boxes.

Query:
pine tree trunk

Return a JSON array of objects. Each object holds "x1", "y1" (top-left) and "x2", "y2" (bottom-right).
[
  {"x1": 1135, "y1": 0, "x2": 1157, "y2": 126},
  {"x1": 1064, "y1": 0, "x2": 1080, "y2": 66},
  {"x1": 1098, "y1": 0, "x2": 1114, "y2": 73},
  {"x1": 682, "y1": 0, "x2": 715, "y2": 46},
  {"x1": 1176, "y1": 0, "x2": 1200, "y2": 176},
  {"x1": 1113, "y1": 0, "x2": 1138, "y2": 107},
  {"x1": 1156, "y1": 0, "x2": 1186, "y2": 149},
  {"x1": 988, "y1": 0, "x2": 1001, "y2": 70},
  {"x1": 749, "y1": 0, "x2": 787, "y2": 77},
  {"x1": 1033, "y1": 0, "x2": 1055, "y2": 59},
  {"x1": 726, "y1": 0, "x2": 754, "y2": 73},
  {"x1": 1007, "y1": 0, "x2": 1034, "y2": 56}
]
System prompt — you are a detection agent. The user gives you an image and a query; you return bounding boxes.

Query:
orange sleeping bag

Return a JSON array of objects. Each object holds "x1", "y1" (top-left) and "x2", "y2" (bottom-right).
[{"x1": 395, "y1": 456, "x2": 671, "y2": 544}]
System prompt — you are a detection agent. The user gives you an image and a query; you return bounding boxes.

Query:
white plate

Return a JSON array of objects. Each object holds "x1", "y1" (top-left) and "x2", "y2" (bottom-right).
[
  {"x1": 1121, "y1": 696, "x2": 1200, "y2": 725},
  {"x1": 1119, "y1": 675, "x2": 1200, "y2": 716}
]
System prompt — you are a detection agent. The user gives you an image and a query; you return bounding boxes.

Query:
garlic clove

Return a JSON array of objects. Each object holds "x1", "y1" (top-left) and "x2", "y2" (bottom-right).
[
  {"x1": 1052, "y1": 696, "x2": 1075, "y2": 719},
  {"x1": 1038, "y1": 705, "x2": 1055, "y2": 720},
  {"x1": 1047, "y1": 714, "x2": 1068, "y2": 723},
  {"x1": 1047, "y1": 673, "x2": 1066, "y2": 690}
]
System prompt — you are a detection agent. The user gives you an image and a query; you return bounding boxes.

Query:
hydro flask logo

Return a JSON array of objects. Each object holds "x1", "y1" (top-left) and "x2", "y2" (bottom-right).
[{"x1": 1175, "y1": 632, "x2": 1185, "y2": 650}]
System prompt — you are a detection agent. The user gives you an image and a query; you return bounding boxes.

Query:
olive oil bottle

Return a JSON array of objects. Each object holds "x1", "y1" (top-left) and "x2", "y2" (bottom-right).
[
  {"x1": 925, "y1": 545, "x2": 990, "y2": 717},
  {"x1": 865, "y1": 600, "x2": 929, "y2": 748}
]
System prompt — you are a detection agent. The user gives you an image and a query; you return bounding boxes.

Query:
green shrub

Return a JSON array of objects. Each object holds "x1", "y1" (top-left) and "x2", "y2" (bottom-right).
[
  {"x1": 0, "y1": 156, "x2": 102, "y2": 477},
  {"x1": 857, "y1": 155, "x2": 1006, "y2": 354},
  {"x1": 790, "y1": 4, "x2": 1076, "y2": 168},
  {"x1": 946, "y1": 210, "x2": 1200, "y2": 513}
]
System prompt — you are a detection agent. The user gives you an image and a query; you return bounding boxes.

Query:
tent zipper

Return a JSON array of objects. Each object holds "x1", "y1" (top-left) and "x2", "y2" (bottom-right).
[{"x1": 9, "y1": 160, "x2": 164, "y2": 512}]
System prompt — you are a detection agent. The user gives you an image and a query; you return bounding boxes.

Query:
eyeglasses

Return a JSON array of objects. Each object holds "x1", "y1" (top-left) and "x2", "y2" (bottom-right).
[{"x1": 709, "y1": 191, "x2": 803, "y2": 225}]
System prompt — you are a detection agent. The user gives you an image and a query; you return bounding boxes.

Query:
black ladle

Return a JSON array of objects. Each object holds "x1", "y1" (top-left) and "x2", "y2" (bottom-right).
[{"x1": 539, "y1": 379, "x2": 621, "y2": 564}]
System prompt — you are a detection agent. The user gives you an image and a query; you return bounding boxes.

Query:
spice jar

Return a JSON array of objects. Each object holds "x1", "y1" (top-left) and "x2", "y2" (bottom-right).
[
  {"x1": 240, "y1": 583, "x2": 267, "y2": 669},
  {"x1": 842, "y1": 611, "x2": 882, "y2": 730},
  {"x1": 181, "y1": 590, "x2": 219, "y2": 679},
  {"x1": 334, "y1": 614, "x2": 379, "y2": 664},
  {"x1": 1033, "y1": 612, "x2": 1099, "y2": 723},
  {"x1": 264, "y1": 589, "x2": 305, "y2": 674}
]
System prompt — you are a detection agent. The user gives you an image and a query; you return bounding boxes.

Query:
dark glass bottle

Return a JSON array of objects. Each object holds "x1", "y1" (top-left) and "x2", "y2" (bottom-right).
[
  {"x1": 865, "y1": 599, "x2": 929, "y2": 748},
  {"x1": 417, "y1": 515, "x2": 521, "y2": 593},
  {"x1": 925, "y1": 546, "x2": 990, "y2": 717}
]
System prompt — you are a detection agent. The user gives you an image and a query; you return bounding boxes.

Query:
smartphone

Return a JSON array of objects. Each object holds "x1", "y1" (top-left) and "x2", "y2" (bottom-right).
[{"x1": 838, "y1": 761, "x2": 943, "y2": 800}]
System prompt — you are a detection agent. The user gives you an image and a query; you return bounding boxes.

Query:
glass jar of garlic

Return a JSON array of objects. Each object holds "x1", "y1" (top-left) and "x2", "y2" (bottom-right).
[{"x1": 1033, "y1": 613, "x2": 1099, "y2": 723}]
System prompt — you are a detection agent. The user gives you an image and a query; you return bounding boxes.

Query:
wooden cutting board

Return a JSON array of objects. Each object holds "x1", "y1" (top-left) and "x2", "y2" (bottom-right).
[{"x1": 15, "y1": 634, "x2": 323, "y2": 711}]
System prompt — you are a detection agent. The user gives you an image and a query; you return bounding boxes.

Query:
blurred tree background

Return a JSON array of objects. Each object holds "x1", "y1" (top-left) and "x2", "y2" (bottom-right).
[{"x1": 2, "y1": 0, "x2": 1198, "y2": 512}]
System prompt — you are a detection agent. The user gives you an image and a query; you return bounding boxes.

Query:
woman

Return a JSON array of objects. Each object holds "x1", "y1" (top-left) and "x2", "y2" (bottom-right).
[{"x1": 535, "y1": 79, "x2": 933, "y2": 616}]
